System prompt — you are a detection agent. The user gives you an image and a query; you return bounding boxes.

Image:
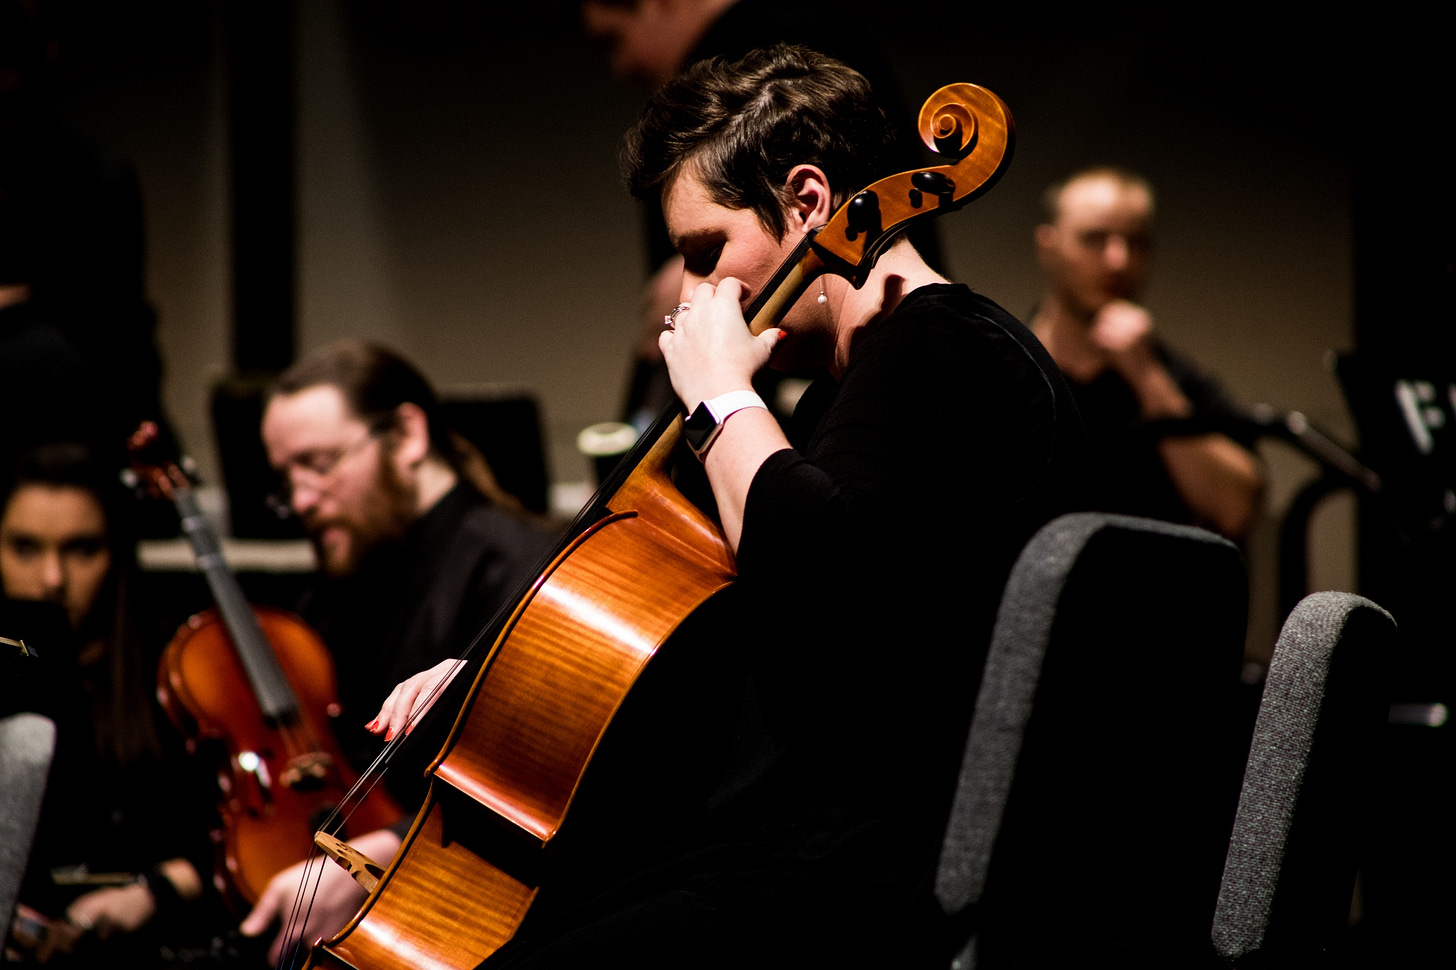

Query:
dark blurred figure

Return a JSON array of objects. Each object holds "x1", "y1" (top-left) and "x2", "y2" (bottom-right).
[
  {"x1": 1, "y1": 442, "x2": 223, "y2": 966},
  {"x1": 0, "y1": 191, "x2": 100, "y2": 473},
  {"x1": 1030, "y1": 167, "x2": 1264, "y2": 541},
  {"x1": 1, "y1": 0, "x2": 173, "y2": 462}
]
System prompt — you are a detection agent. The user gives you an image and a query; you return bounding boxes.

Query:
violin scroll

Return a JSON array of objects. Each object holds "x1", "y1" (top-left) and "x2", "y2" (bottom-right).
[{"x1": 125, "y1": 420, "x2": 197, "y2": 502}]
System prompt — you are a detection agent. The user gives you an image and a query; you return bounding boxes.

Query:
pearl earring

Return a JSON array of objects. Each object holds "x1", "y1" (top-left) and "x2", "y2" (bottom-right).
[{"x1": 817, "y1": 278, "x2": 827, "y2": 305}]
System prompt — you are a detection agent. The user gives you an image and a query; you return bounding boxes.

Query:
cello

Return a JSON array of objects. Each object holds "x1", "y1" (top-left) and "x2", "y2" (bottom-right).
[
  {"x1": 126, "y1": 424, "x2": 401, "y2": 908},
  {"x1": 301, "y1": 79, "x2": 1014, "y2": 970}
]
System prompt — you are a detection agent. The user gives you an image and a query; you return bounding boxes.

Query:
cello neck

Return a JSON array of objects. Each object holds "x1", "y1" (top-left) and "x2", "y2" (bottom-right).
[{"x1": 742, "y1": 228, "x2": 828, "y2": 336}]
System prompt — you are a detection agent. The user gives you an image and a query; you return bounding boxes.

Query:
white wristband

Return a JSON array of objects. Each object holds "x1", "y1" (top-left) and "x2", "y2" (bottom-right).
[{"x1": 704, "y1": 390, "x2": 767, "y2": 421}]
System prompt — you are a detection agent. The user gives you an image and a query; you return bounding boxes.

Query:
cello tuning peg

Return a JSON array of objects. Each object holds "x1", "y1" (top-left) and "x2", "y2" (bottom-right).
[
  {"x1": 844, "y1": 190, "x2": 882, "y2": 242},
  {"x1": 910, "y1": 170, "x2": 955, "y2": 205}
]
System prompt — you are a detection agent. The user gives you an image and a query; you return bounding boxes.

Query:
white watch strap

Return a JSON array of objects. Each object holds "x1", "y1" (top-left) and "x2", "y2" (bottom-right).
[{"x1": 705, "y1": 390, "x2": 768, "y2": 424}]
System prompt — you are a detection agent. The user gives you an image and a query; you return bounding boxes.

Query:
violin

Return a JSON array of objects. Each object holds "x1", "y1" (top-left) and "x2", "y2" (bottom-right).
[
  {"x1": 299, "y1": 81, "x2": 1013, "y2": 970},
  {"x1": 126, "y1": 423, "x2": 401, "y2": 909}
]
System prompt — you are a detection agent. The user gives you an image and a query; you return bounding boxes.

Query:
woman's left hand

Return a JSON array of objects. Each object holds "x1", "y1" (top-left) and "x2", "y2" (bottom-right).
[
  {"x1": 659, "y1": 279, "x2": 782, "y2": 411},
  {"x1": 367, "y1": 658, "x2": 466, "y2": 742}
]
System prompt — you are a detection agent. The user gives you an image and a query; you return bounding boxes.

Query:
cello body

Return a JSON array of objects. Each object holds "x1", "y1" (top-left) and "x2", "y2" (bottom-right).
[{"x1": 310, "y1": 418, "x2": 733, "y2": 970}]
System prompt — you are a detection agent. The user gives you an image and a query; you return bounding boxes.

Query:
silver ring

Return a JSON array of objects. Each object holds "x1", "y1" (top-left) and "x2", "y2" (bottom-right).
[{"x1": 663, "y1": 302, "x2": 691, "y2": 330}]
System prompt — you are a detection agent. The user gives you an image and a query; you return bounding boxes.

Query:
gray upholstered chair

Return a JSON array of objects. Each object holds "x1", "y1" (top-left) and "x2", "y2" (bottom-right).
[
  {"x1": 1, "y1": 712, "x2": 57, "y2": 949},
  {"x1": 1211, "y1": 592, "x2": 1395, "y2": 968},
  {"x1": 936, "y1": 513, "x2": 1252, "y2": 969}
]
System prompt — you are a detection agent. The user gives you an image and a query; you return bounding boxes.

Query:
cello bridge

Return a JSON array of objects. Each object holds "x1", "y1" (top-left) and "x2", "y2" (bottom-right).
[{"x1": 314, "y1": 832, "x2": 384, "y2": 894}]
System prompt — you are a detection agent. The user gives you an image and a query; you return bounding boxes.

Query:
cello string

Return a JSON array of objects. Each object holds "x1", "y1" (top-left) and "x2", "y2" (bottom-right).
[
  {"x1": 311, "y1": 589, "x2": 509, "y2": 816},
  {"x1": 277, "y1": 850, "x2": 331, "y2": 970},
  {"x1": 269, "y1": 654, "x2": 472, "y2": 970},
  {"x1": 298, "y1": 651, "x2": 470, "y2": 842}
]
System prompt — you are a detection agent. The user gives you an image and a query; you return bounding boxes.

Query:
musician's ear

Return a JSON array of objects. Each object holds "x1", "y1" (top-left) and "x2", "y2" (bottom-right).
[
  {"x1": 389, "y1": 402, "x2": 432, "y2": 470},
  {"x1": 784, "y1": 165, "x2": 834, "y2": 233}
]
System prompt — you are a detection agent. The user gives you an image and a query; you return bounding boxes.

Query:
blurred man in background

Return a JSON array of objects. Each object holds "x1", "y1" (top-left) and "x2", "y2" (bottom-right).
[{"x1": 1030, "y1": 167, "x2": 1263, "y2": 540}]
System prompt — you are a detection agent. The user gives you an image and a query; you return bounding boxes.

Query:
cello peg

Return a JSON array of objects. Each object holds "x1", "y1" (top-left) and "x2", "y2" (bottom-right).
[
  {"x1": 911, "y1": 170, "x2": 956, "y2": 206},
  {"x1": 844, "y1": 190, "x2": 882, "y2": 242}
]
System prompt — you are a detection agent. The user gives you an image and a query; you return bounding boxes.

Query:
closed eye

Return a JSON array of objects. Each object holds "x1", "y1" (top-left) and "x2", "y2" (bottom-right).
[{"x1": 679, "y1": 239, "x2": 724, "y2": 278}]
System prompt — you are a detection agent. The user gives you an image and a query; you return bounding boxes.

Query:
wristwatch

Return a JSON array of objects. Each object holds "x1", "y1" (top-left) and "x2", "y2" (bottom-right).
[{"x1": 684, "y1": 390, "x2": 768, "y2": 461}]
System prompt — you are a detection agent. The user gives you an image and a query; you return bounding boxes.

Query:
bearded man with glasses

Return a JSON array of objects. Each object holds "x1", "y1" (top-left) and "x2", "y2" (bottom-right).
[{"x1": 242, "y1": 338, "x2": 553, "y2": 962}]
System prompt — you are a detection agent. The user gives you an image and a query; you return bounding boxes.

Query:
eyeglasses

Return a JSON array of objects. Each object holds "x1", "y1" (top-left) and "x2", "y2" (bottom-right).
[{"x1": 265, "y1": 423, "x2": 388, "y2": 518}]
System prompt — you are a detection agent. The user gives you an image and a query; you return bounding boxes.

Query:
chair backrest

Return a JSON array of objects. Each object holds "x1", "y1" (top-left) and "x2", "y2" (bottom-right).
[
  {"x1": 1211, "y1": 592, "x2": 1395, "y2": 967},
  {"x1": 936, "y1": 512, "x2": 1251, "y2": 968},
  {"x1": 0, "y1": 712, "x2": 57, "y2": 947}
]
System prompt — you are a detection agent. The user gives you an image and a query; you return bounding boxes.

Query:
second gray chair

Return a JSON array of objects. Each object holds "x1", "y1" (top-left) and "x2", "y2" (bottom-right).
[{"x1": 1212, "y1": 591, "x2": 1395, "y2": 968}]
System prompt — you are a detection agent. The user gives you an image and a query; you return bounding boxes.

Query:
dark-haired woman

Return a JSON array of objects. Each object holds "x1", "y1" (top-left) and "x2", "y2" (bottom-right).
[{"x1": 2, "y1": 443, "x2": 221, "y2": 965}]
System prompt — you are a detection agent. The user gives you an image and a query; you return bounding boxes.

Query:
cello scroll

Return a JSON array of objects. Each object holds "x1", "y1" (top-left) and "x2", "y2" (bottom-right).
[
  {"x1": 743, "y1": 82, "x2": 1012, "y2": 336},
  {"x1": 811, "y1": 82, "x2": 1014, "y2": 283}
]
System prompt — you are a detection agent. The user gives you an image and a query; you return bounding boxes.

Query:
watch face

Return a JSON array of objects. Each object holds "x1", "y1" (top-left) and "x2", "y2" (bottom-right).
[{"x1": 684, "y1": 401, "x2": 718, "y2": 454}]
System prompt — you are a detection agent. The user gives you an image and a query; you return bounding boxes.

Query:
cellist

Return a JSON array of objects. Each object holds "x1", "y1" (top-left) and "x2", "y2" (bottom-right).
[{"x1": 372, "y1": 44, "x2": 1086, "y2": 969}]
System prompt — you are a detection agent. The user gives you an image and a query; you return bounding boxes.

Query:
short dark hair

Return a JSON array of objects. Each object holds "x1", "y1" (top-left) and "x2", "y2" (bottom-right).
[
  {"x1": 2, "y1": 440, "x2": 164, "y2": 767},
  {"x1": 271, "y1": 338, "x2": 457, "y2": 466},
  {"x1": 1039, "y1": 166, "x2": 1156, "y2": 226},
  {"x1": 621, "y1": 44, "x2": 897, "y2": 239}
]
